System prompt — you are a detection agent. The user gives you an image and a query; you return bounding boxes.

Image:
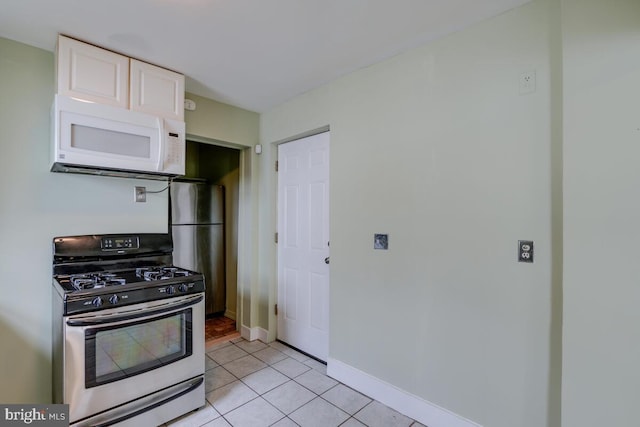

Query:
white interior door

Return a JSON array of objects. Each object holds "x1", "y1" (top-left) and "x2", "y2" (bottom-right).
[{"x1": 277, "y1": 132, "x2": 330, "y2": 361}]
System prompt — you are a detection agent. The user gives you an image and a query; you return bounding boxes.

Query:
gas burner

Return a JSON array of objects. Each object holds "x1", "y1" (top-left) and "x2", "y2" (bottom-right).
[
  {"x1": 70, "y1": 273, "x2": 127, "y2": 290},
  {"x1": 53, "y1": 234, "x2": 205, "y2": 317},
  {"x1": 135, "y1": 267, "x2": 151, "y2": 276},
  {"x1": 136, "y1": 266, "x2": 192, "y2": 281},
  {"x1": 71, "y1": 278, "x2": 96, "y2": 290}
]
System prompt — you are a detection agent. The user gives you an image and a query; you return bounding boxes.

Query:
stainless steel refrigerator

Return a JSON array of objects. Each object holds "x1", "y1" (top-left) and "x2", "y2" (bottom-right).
[{"x1": 170, "y1": 181, "x2": 225, "y2": 316}]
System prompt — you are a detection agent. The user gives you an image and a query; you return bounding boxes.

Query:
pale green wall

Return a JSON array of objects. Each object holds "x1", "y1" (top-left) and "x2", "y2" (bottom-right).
[
  {"x1": 0, "y1": 37, "x2": 259, "y2": 404},
  {"x1": 260, "y1": 1, "x2": 557, "y2": 426},
  {"x1": 0, "y1": 38, "x2": 169, "y2": 403},
  {"x1": 182, "y1": 93, "x2": 260, "y2": 329},
  {"x1": 562, "y1": 0, "x2": 640, "y2": 426},
  {"x1": 184, "y1": 92, "x2": 259, "y2": 147},
  {"x1": 6, "y1": 1, "x2": 639, "y2": 424}
]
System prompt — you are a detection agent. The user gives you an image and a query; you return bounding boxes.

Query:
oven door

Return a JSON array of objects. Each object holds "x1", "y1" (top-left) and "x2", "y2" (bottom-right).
[{"x1": 63, "y1": 293, "x2": 205, "y2": 424}]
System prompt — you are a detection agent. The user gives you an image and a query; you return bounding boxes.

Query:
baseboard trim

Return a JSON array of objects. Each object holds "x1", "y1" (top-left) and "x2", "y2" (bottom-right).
[
  {"x1": 224, "y1": 309, "x2": 236, "y2": 321},
  {"x1": 240, "y1": 325, "x2": 269, "y2": 342},
  {"x1": 327, "y1": 358, "x2": 482, "y2": 427}
]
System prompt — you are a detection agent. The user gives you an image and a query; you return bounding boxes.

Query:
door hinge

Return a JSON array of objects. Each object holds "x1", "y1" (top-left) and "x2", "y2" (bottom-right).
[
  {"x1": 275, "y1": 304, "x2": 278, "y2": 316},
  {"x1": 275, "y1": 232, "x2": 278, "y2": 243},
  {"x1": 275, "y1": 160, "x2": 279, "y2": 172}
]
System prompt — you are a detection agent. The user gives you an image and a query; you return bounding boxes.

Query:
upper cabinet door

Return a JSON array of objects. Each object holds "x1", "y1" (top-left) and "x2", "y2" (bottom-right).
[
  {"x1": 57, "y1": 35, "x2": 129, "y2": 108},
  {"x1": 130, "y1": 59, "x2": 185, "y2": 121}
]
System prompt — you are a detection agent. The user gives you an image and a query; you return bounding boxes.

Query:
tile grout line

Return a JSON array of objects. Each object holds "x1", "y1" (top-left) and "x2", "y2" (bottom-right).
[
  {"x1": 199, "y1": 338, "x2": 421, "y2": 427},
  {"x1": 209, "y1": 340, "x2": 356, "y2": 424}
]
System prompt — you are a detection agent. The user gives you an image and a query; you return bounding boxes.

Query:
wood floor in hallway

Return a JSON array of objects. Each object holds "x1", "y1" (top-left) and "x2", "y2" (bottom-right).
[{"x1": 205, "y1": 315, "x2": 239, "y2": 347}]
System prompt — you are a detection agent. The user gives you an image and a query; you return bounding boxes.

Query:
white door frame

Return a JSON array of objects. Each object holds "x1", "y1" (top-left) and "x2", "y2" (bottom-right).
[{"x1": 184, "y1": 135, "x2": 254, "y2": 335}]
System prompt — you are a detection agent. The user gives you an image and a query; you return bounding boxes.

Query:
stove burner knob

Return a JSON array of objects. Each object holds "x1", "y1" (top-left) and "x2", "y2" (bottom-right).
[
  {"x1": 109, "y1": 295, "x2": 119, "y2": 305},
  {"x1": 166, "y1": 286, "x2": 176, "y2": 295},
  {"x1": 92, "y1": 297, "x2": 103, "y2": 307},
  {"x1": 178, "y1": 284, "x2": 188, "y2": 293}
]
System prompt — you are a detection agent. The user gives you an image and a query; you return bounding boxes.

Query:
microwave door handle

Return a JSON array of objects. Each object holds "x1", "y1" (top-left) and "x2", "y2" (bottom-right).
[{"x1": 156, "y1": 117, "x2": 164, "y2": 172}]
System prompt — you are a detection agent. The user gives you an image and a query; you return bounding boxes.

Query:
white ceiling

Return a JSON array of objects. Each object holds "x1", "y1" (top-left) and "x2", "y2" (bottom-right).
[{"x1": 0, "y1": 0, "x2": 530, "y2": 113}]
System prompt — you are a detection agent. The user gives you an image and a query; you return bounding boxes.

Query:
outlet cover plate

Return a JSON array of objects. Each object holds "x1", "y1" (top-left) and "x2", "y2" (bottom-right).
[
  {"x1": 518, "y1": 240, "x2": 533, "y2": 263},
  {"x1": 135, "y1": 186, "x2": 146, "y2": 203}
]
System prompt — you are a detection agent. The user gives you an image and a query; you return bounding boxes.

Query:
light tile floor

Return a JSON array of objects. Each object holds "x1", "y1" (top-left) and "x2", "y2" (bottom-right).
[{"x1": 164, "y1": 337, "x2": 426, "y2": 427}]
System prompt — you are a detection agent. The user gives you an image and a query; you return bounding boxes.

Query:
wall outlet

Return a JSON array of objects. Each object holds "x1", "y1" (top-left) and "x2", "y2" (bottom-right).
[
  {"x1": 134, "y1": 186, "x2": 146, "y2": 203},
  {"x1": 518, "y1": 240, "x2": 534, "y2": 263},
  {"x1": 519, "y1": 70, "x2": 536, "y2": 94}
]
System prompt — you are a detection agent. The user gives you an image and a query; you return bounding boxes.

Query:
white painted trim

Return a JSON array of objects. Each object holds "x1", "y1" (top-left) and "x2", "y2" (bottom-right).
[
  {"x1": 240, "y1": 325, "x2": 269, "y2": 343},
  {"x1": 224, "y1": 309, "x2": 236, "y2": 321},
  {"x1": 327, "y1": 358, "x2": 482, "y2": 427},
  {"x1": 240, "y1": 325, "x2": 254, "y2": 340},
  {"x1": 257, "y1": 327, "x2": 269, "y2": 343}
]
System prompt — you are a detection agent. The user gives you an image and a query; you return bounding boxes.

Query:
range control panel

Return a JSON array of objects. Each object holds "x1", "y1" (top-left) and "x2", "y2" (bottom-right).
[
  {"x1": 64, "y1": 279, "x2": 205, "y2": 315},
  {"x1": 101, "y1": 236, "x2": 139, "y2": 250}
]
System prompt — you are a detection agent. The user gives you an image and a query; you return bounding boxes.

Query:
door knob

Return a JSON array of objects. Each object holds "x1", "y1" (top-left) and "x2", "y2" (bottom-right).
[{"x1": 324, "y1": 257, "x2": 330, "y2": 265}]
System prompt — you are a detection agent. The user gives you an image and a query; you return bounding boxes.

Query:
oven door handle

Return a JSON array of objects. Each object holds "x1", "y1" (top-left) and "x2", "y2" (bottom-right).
[
  {"x1": 92, "y1": 376, "x2": 204, "y2": 427},
  {"x1": 66, "y1": 295, "x2": 203, "y2": 327}
]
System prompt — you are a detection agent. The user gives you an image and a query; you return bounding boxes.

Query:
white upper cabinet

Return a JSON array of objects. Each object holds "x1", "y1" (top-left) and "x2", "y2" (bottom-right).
[
  {"x1": 57, "y1": 35, "x2": 129, "y2": 108},
  {"x1": 56, "y1": 35, "x2": 184, "y2": 120},
  {"x1": 130, "y1": 59, "x2": 185, "y2": 121}
]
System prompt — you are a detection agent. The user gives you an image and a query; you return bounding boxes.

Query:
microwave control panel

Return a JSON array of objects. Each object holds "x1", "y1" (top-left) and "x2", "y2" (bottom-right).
[{"x1": 165, "y1": 132, "x2": 183, "y2": 166}]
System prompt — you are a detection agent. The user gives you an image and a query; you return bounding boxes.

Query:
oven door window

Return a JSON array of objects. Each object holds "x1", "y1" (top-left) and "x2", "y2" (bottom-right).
[{"x1": 85, "y1": 308, "x2": 192, "y2": 388}]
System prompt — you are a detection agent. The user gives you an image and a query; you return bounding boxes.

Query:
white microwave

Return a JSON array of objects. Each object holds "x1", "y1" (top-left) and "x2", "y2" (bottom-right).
[{"x1": 51, "y1": 95, "x2": 185, "y2": 179}]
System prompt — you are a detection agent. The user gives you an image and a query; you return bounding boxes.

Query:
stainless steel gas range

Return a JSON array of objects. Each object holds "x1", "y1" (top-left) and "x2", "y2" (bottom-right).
[{"x1": 51, "y1": 233, "x2": 206, "y2": 427}]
